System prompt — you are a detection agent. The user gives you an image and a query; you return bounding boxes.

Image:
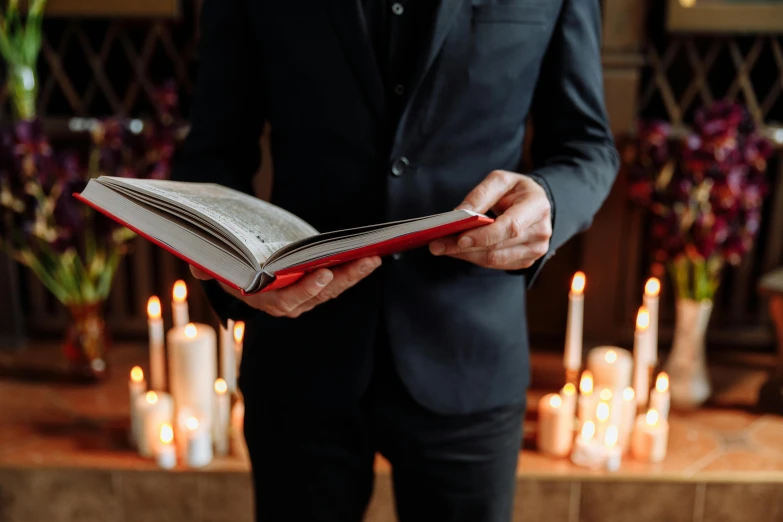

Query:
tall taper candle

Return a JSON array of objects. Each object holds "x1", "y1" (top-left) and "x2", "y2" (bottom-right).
[
  {"x1": 644, "y1": 278, "x2": 660, "y2": 369},
  {"x1": 220, "y1": 319, "x2": 237, "y2": 393},
  {"x1": 587, "y1": 347, "x2": 633, "y2": 391},
  {"x1": 577, "y1": 370, "x2": 595, "y2": 427},
  {"x1": 172, "y1": 280, "x2": 189, "y2": 328},
  {"x1": 633, "y1": 306, "x2": 651, "y2": 408},
  {"x1": 564, "y1": 272, "x2": 586, "y2": 385},
  {"x1": 213, "y1": 378, "x2": 230, "y2": 456},
  {"x1": 234, "y1": 321, "x2": 245, "y2": 378},
  {"x1": 147, "y1": 296, "x2": 166, "y2": 391},
  {"x1": 619, "y1": 387, "x2": 636, "y2": 451},
  {"x1": 537, "y1": 393, "x2": 574, "y2": 457},
  {"x1": 156, "y1": 423, "x2": 176, "y2": 470},
  {"x1": 649, "y1": 372, "x2": 671, "y2": 421},
  {"x1": 168, "y1": 323, "x2": 217, "y2": 429},
  {"x1": 129, "y1": 366, "x2": 146, "y2": 448}
]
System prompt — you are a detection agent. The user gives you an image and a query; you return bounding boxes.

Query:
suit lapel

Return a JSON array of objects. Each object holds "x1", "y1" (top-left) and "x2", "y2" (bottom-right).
[{"x1": 323, "y1": 0, "x2": 386, "y2": 122}]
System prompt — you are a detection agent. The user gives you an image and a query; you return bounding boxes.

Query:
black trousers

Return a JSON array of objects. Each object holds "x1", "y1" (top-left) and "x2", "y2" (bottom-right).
[{"x1": 243, "y1": 331, "x2": 525, "y2": 522}]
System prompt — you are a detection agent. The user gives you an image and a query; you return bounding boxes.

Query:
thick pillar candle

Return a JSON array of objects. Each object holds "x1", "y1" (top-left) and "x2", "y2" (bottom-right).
[
  {"x1": 564, "y1": 272, "x2": 585, "y2": 384},
  {"x1": 137, "y1": 391, "x2": 174, "y2": 458},
  {"x1": 220, "y1": 319, "x2": 237, "y2": 393},
  {"x1": 633, "y1": 307, "x2": 651, "y2": 408},
  {"x1": 587, "y1": 347, "x2": 633, "y2": 390},
  {"x1": 147, "y1": 296, "x2": 166, "y2": 391},
  {"x1": 649, "y1": 372, "x2": 671, "y2": 421},
  {"x1": 631, "y1": 409, "x2": 669, "y2": 463},
  {"x1": 213, "y1": 378, "x2": 231, "y2": 456},
  {"x1": 172, "y1": 280, "x2": 189, "y2": 328},
  {"x1": 168, "y1": 323, "x2": 218, "y2": 430},
  {"x1": 128, "y1": 366, "x2": 146, "y2": 448},
  {"x1": 644, "y1": 278, "x2": 660, "y2": 370},
  {"x1": 537, "y1": 393, "x2": 573, "y2": 457}
]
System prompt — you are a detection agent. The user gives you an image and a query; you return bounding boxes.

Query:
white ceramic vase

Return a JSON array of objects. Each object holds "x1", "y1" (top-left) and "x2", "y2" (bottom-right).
[{"x1": 664, "y1": 298, "x2": 713, "y2": 410}]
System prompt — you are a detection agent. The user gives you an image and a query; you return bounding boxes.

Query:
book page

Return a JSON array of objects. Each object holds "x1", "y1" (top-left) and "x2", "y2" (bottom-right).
[{"x1": 100, "y1": 178, "x2": 319, "y2": 263}]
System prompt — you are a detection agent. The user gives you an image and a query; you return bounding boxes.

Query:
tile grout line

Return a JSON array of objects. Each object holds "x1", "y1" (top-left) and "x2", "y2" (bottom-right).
[
  {"x1": 692, "y1": 483, "x2": 706, "y2": 522},
  {"x1": 681, "y1": 447, "x2": 724, "y2": 477},
  {"x1": 568, "y1": 481, "x2": 581, "y2": 522}
]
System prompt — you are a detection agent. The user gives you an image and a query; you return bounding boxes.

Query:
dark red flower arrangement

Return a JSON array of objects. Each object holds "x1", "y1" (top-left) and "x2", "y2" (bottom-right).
[{"x1": 626, "y1": 101, "x2": 773, "y2": 300}]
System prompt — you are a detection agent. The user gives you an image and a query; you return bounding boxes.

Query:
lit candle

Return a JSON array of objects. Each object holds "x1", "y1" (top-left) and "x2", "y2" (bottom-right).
[
  {"x1": 213, "y1": 378, "x2": 230, "y2": 456},
  {"x1": 220, "y1": 319, "x2": 237, "y2": 394},
  {"x1": 630, "y1": 409, "x2": 669, "y2": 463},
  {"x1": 570, "y1": 420, "x2": 604, "y2": 469},
  {"x1": 633, "y1": 306, "x2": 651, "y2": 408},
  {"x1": 649, "y1": 372, "x2": 670, "y2": 421},
  {"x1": 155, "y1": 423, "x2": 176, "y2": 470},
  {"x1": 136, "y1": 390, "x2": 174, "y2": 458},
  {"x1": 595, "y1": 400, "x2": 610, "y2": 442},
  {"x1": 561, "y1": 382, "x2": 577, "y2": 427},
  {"x1": 587, "y1": 347, "x2": 633, "y2": 390},
  {"x1": 604, "y1": 425, "x2": 622, "y2": 472},
  {"x1": 128, "y1": 366, "x2": 146, "y2": 448},
  {"x1": 147, "y1": 296, "x2": 166, "y2": 391},
  {"x1": 644, "y1": 278, "x2": 660, "y2": 371},
  {"x1": 564, "y1": 272, "x2": 585, "y2": 385},
  {"x1": 168, "y1": 323, "x2": 218, "y2": 431},
  {"x1": 577, "y1": 370, "x2": 595, "y2": 427},
  {"x1": 619, "y1": 387, "x2": 636, "y2": 451},
  {"x1": 231, "y1": 398, "x2": 249, "y2": 462},
  {"x1": 234, "y1": 321, "x2": 245, "y2": 377},
  {"x1": 537, "y1": 393, "x2": 574, "y2": 457},
  {"x1": 184, "y1": 415, "x2": 213, "y2": 468},
  {"x1": 172, "y1": 280, "x2": 189, "y2": 328}
]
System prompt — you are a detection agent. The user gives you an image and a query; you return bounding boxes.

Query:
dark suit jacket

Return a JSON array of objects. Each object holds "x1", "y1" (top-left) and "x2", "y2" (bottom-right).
[{"x1": 172, "y1": 0, "x2": 619, "y2": 415}]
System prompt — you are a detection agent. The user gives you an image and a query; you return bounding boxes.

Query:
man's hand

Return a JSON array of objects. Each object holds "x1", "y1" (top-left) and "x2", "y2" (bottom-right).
[
  {"x1": 429, "y1": 170, "x2": 552, "y2": 270},
  {"x1": 190, "y1": 256, "x2": 382, "y2": 319}
]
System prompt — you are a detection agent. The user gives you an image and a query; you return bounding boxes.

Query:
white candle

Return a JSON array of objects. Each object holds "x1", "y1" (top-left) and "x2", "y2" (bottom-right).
[
  {"x1": 136, "y1": 391, "x2": 174, "y2": 458},
  {"x1": 649, "y1": 372, "x2": 671, "y2": 421},
  {"x1": 128, "y1": 366, "x2": 146, "y2": 448},
  {"x1": 633, "y1": 307, "x2": 651, "y2": 408},
  {"x1": 220, "y1": 319, "x2": 237, "y2": 393},
  {"x1": 155, "y1": 423, "x2": 176, "y2": 470},
  {"x1": 631, "y1": 409, "x2": 669, "y2": 463},
  {"x1": 184, "y1": 415, "x2": 213, "y2": 468},
  {"x1": 168, "y1": 323, "x2": 218, "y2": 430},
  {"x1": 147, "y1": 296, "x2": 166, "y2": 391},
  {"x1": 233, "y1": 321, "x2": 245, "y2": 378},
  {"x1": 537, "y1": 393, "x2": 574, "y2": 457},
  {"x1": 231, "y1": 399, "x2": 249, "y2": 462},
  {"x1": 587, "y1": 347, "x2": 633, "y2": 390},
  {"x1": 595, "y1": 400, "x2": 610, "y2": 442},
  {"x1": 564, "y1": 272, "x2": 585, "y2": 382},
  {"x1": 561, "y1": 382, "x2": 577, "y2": 427},
  {"x1": 644, "y1": 278, "x2": 660, "y2": 368},
  {"x1": 577, "y1": 370, "x2": 595, "y2": 427},
  {"x1": 604, "y1": 425, "x2": 622, "y2": 472},
  {"x1": 172, "y1": 280, "x2": 189, "y2": 328},
  {"x1": 619, "y1": 387, "x2": 636, "y2": 452},
  {"x1": 570, "y1": 420, "x2": 604, "y2": 469},
  {"x1": 213, "y1": 378, "x2": 230, "y2": 456}
]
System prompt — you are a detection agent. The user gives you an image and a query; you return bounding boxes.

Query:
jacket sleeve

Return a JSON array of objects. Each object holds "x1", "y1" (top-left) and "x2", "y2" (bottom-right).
[
  {"x1": 523, "y1": 0, "x2": 620, "y2": 285},
  {"x1": 171, "y1": 0, "x2": 265, "y2": 326}
]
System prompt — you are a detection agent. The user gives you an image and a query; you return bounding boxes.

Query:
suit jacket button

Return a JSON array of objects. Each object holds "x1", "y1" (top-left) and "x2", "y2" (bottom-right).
[
  {"x1": 390, "y1": 157, "x2": 409, "y2": 177},
  {"x1": 392, "y1": 253, "x2": 402, "y2": 260}
]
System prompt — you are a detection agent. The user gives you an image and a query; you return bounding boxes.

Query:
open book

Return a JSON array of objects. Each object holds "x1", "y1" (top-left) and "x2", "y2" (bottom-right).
[{"x1": 75, "y1": 177, "x2": 493, "y2": 294}]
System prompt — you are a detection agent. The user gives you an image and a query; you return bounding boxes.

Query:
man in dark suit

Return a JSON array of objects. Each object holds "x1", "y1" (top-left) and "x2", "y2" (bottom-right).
[{"x1": 174, "y1": 0, "x2": 618, "y2": 520}]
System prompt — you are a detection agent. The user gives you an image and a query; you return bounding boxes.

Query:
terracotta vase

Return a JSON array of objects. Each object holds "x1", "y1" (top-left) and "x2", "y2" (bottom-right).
[
  {"x1": 62, "y1": 301, "x2": 110, "y2": 382},
  {"x1": 664, "y1": 298, "x2": 713, "y2": 410}
]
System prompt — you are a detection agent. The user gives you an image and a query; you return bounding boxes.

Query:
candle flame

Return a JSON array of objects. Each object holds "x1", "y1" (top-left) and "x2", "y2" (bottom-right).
[
  {"x1": 636, "y1": 306, "x2": 650, "y2": 331},
  {"x1": 656, "y1": 372, "x2": 669, "y2": 392},
  {"x1": 562, "y1": 383, "x2": 576, "y2": 397},
  {"x1": 646, "y1": 409, "x2": 659, "y2": 426},
  {"x1": 186, "y1": 416, "x2": 199, "y2": 430},
  {"x1": 234, "y1": 321, "x2": 245, "y2": 343},
  {"x1": 215, "y1": 378, "x2": 228, "y2": 394},
  {"x1": 605, "y1": 425, "x2": 619, "y2": 448},
  {"x1": 581, "y1": 420, "x2": 595, "y2": 441},
  {"x1": 160, "y1": 423, "x2": 173, "y2": 444},
  {"x1": 172, "y1": 280, "x2": 188, "y2": 302},
  {"x1": 605, "y1": 349, "x2": 618, "y2": 364},
  {"x1": 579, "y1": 370, "x2": 593, "y2": 395},
  {"x1": 596, "y1": 402, "x2": 610, "y2": 422},
  {"x1": 549, "y1": 394, "x2": 562, "y2": 409},
  {"x1": 184, "y1": 323, "x2": 197, "y2": 339},
  {"x1": 571, "y1": 271, "x2": 586, "y2": 295},
  {"x1": 146, "y1": 391, "x2": 158, "y2": 404},
  {"x1": 130, "y1": 366, "x2": 144, "y2": 383},
  {"x1": 599, "y1": 388, "x2": 612, "y2": 402},
  {"x1": 645, "y1": 278, "x2": 661, "y2": 297},
  {"x1": 147, "y1": 296, "x2": 161, "y2": 319},
  {"x1": 623, "y1": 387, "x2": 635, "y2": 401}
]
